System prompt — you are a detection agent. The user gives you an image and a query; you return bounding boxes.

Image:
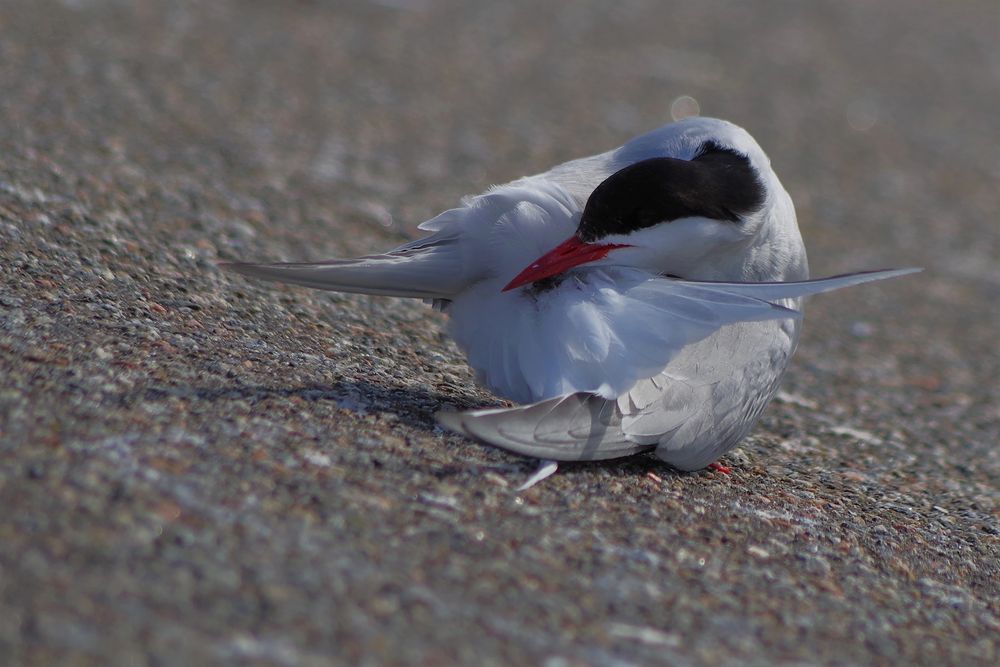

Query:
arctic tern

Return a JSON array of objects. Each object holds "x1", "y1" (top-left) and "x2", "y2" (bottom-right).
[{"x1": 222, "y1": 117, "x2": 917, "y2": 482}]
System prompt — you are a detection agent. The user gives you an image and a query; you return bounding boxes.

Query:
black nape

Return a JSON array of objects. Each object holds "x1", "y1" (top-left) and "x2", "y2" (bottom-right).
[{"x1": 576, "y1": 142, "x2": 766, "y2": 242}]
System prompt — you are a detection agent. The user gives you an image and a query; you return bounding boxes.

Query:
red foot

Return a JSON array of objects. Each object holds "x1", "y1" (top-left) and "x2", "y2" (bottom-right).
[{"x1": 708, "y1": 462, "x2": 732, "y2": 474}]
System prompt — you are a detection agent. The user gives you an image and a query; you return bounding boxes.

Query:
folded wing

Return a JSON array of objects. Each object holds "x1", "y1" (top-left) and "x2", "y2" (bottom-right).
[
  {"x1": 448, "y1": 267, "x2": 806, "y2": 404},
  {"x1": 440, "y1": 268, "x2": 919, "y2": 467}
]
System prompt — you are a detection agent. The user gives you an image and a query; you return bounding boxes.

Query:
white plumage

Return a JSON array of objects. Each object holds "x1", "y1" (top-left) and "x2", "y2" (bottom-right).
[{"x1": 223, "y1": 117, "x2": 917, "y2": 475}]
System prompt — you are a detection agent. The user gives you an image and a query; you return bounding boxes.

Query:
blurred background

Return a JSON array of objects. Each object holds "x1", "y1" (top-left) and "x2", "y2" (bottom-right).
[{"x1": 1, "y1": 1, "x2": 997, "y2": 665}]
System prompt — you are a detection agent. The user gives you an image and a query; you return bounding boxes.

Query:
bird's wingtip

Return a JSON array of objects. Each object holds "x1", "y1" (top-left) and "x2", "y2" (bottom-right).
[
  {"x1": 435, "y1": 410, "x2": 469, "y2": 435},
  {"x1": 215, "y1": 259, "x2": 253, "y2": 272},
  {"x1": 871, "y1": 266, "x2": 922, "y2": 277}
]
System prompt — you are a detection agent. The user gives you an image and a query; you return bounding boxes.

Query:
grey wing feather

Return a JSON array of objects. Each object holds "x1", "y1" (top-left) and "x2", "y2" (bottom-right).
[
  {"x1": 219, "y1": 238, "x2": 465, "y2": 300},
  {"x1": 436, "y1": 393, "x2": 653, "y2": 461},
  {"x1": 643, "y1": 318, "x2": 800, "y2": 470},
  {"x1": 689, "y1": 268, "x2": 921, "y2": 301}
]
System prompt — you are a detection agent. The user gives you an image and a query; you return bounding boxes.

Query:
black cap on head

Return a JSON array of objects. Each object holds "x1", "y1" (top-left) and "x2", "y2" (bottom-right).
[{"x1": 576, "y1": 142, "x2": 766, "y2": 242}]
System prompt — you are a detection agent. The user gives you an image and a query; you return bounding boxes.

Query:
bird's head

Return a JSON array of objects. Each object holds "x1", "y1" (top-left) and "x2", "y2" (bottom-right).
[{"x1": 503, "y1": 119, "x2": 802, "y2": 291}]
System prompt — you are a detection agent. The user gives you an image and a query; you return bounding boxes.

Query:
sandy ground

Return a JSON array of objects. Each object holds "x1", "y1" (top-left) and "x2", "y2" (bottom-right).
[{"x1": 1, "y1": 1, "x2": 997, "y2": 665}]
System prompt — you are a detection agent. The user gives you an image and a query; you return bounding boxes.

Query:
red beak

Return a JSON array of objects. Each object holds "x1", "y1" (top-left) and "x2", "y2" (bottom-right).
[{"x1": 501, "y1": 236, "x2": 632, "y2": 292}]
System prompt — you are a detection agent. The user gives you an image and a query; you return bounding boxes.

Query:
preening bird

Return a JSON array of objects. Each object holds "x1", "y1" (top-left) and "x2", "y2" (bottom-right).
[{"x1": 222, "y1": 117, "x2": 916, "y2": 481}]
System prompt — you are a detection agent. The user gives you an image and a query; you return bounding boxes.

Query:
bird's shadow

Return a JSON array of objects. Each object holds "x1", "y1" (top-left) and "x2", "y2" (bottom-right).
[
  {"x1": 142, "y1": 378, "x2": 483, "y2": 432},
  {"x1": 142, "y1": 379, "x2": 685, "y2": 482}
]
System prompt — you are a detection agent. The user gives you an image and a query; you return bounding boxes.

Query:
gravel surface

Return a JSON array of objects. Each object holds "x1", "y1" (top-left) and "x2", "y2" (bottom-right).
[{"x1": 1, "y1": 1, "x2": 997, "y2": 665}]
